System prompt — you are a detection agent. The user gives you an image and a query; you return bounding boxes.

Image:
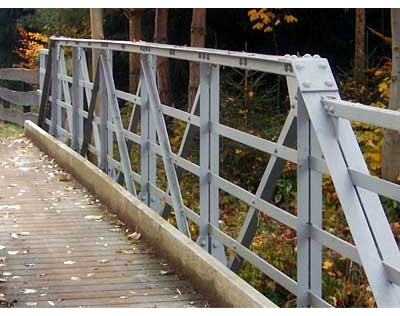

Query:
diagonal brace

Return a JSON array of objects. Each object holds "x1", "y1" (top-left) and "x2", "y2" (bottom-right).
[
  {"x1": 140, "y1": 54, "x2": 190, "y2": 237},
  {"x1": 101, "y1": 56, "x2": 137, "y2": 196},
  {"x1": 80, "y1": 57, "x2": 101, "y2": 157}
]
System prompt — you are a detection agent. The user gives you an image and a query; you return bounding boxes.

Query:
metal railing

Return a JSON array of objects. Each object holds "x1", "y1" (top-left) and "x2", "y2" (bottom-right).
[
  {"x1": 36, "y1": 37, "x2": 400, "y2": 307},
  {"x1": 0, "y1": 67, "x2": 40, "y2": 126}
]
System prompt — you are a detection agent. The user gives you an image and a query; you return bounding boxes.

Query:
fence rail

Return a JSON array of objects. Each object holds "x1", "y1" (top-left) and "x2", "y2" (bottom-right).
[
  {"x1": 30, "y1": 36, "x2": 400, "y2": 307},
  {"x1": 0, "y1": 67, "x2": 40, "y2": 126},
  {"x1": 0, "y1": 68, "x2": 39, "y2": 84}
]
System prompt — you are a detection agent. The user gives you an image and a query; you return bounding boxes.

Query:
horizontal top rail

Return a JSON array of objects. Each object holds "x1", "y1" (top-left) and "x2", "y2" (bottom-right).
[
  {"x1": 51, "y1": 37, "x2": 296, "y2": 77},
  {"x1": 0, "y1": 68, "x2": 39, "y2": 85},
  {"x1": 322, "y1": 97, "x2": 400, "y2": 130}
]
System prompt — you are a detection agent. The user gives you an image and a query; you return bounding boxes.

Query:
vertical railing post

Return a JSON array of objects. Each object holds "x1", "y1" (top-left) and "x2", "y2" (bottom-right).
[
  {"x1": 140, "y1": 55, "x2": 159, "y2": 210},
  {"x1": 78, "y1": 50, "x2": 87, "y2": 149},
  {"x1": 39, "y1": 50, "x2": 46, "y2": 93},
  {"x1": 55, "y1": 47, "x2": 64, "y2": 140},
  {"x1": 148, "y1": 56, "x2": 160, "y2": 212},
  {"x1": 98, "y1": 52, "x2": 108, "y2": 172},
  {"x1": 50, "y1": 40, "x2": 60, "y2": 137},
  {"x1": 105, "y1": 50, "x2": 115, "y2": 178},
  {"x1": 198, "y1": 63, "x2": 227, "y2": 264},
  {"x1": 71, "y1": 47, "x2": 80, "y2": 152},
  {"x1": 140, "y1": 53, "x2": 150, "y2": 205},
  {"x1": 296, "y1": 91, "x2": 322, "y2": 307},
  {"x1": 198, "y1": 63, "x2": 210, "y2": 253}
]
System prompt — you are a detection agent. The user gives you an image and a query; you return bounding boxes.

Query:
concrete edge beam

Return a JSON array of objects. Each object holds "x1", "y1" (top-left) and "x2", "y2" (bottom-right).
[{"x1": 24, "y1": 120, "x2": 277, "y2": 308}]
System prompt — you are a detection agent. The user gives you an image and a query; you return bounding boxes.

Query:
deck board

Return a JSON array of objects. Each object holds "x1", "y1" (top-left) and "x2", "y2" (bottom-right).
[{"x1": 0, "y1": 137, "x2": 208, "y2": 308}]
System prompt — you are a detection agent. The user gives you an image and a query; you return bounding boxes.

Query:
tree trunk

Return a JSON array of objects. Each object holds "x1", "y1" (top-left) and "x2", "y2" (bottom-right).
[
  {"x1": 382, "y1": 9, "x2": 400, "y2": 182},
  {"x1": 89, "y1": 8, "x2": 104, "y2": 163},
  {"x1": 90, "y1": 8, "x2": 104, "y2": 80},
  {"x1": 188, "y1": 8, "x2": 206, "y2": 111},
  {"x1": 154, "y1": 8, "x2": 172, "y2": 106},
  {"x1": 354, "y1": 8, "x2": 366, "y2": 93},
  {"x1": 127, "y1": 10, "x2": 142, "y2": 94}
]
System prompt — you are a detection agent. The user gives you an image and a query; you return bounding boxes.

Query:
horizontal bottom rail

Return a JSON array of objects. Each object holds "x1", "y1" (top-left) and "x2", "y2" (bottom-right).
[
  {"x1": 209, "y1": 224, "x2": 298, "y2": 295},
  {"x1": 0, "y1": 107, "x2": 38, "y2": 127}
]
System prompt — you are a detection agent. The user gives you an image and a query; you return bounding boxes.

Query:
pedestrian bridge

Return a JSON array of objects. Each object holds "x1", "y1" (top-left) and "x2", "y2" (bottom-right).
[{"x1": 0, "y1": 37, "x2": 400, "y2": 308}]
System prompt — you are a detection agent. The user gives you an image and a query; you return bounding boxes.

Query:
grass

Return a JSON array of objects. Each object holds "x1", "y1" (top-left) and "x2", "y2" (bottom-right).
[{"x1": 0, "y1": 121, "x2": 24, "y2": 138}]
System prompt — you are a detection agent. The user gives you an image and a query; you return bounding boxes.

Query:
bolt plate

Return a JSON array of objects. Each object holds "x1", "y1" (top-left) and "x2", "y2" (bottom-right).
[{"x1": 291, "y1": 57, "x2": 338, "y2": 92}]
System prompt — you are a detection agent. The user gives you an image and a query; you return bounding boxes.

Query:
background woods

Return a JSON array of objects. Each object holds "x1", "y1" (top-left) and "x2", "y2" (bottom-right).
[{"x1": 1, "y1": 8, "x2": 400, "y2": 308}]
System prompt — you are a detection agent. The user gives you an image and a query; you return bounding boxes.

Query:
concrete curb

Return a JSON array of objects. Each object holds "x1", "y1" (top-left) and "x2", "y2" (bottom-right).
[{"x1": 24, "y1": 120, "x2": 277, "y2": 308}]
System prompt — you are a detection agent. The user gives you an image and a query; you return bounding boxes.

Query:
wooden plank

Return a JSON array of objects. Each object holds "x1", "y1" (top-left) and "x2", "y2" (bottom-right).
[
  {"x1": 0, "y1": 107, "x2": 38, "y2": 126},
  {"x1": 12, "y1": 294, "x2": 205, "y2": 308},
  {"x1": 0, "y1": 68, "x2": 39, "y2": 84},
  {"x1": 0, "y1": 87, "x2": 40, "y2": 106},
  {"x1": 0, "y1": 136, "x2": 209, "y2": 308}
]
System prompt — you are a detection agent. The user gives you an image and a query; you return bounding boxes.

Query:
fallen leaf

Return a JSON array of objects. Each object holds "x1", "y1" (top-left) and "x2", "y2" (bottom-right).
[
  {"x1": 58, "y1": 174, "x2": 72, "y2": 181},
  {"x1": 160, "y1": 270, "x2": 174, "y2": 276},
  {"x1": 127, "y1": 232, "x2": 141, "y2": 241},
  {"x1": 21, "y1": 289, "x2": 37, "y2": 294},
  {"x1": 63, "y1": 260, "x2": 76, "y2": 265},
  {"x1": 122, "y1": 250, "x2": 135, "y2": 254},
  {"x1": 84, "y1": 215, "x2": 102, "y2": 220},
  {"x1": 0, "y1": 205, "x2": 20, "y2": 211}
]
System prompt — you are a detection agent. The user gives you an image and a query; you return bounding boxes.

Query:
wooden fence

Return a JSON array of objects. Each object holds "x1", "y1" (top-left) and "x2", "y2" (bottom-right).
[{"x1": 0, "y1": 67, "x2": 40, "y2": 126}]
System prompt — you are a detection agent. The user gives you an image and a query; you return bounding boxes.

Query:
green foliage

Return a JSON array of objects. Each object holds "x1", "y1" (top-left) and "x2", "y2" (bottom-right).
[
  {"x1": 0, "y1": 9, "x2": 30, "y2": 68},
  {"x1": 220, "y1": 68, "x2": 289, "y2": 192},
  {"x1": 0, "y1": 121, "x2": 23, "y2": 138},
  {"x1": 20, "y1": 8, "x2": 90, "y2": 38}
]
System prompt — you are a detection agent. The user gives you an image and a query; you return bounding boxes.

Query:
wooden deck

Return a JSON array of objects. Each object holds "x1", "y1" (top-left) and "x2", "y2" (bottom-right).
[{"x1": 0, "y1": 137, "x2": 208, "y2": 308}]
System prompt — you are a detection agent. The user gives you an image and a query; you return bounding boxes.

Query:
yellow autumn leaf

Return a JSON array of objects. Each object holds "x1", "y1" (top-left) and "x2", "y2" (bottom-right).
[
  {"x1": 264, "y1": 26, "x2": 273, "y2": 33},
  {"x1": 323, "y1": 260, "x2": 333, "y2": 270},
  {"x1": 248, "y1": 9, "x2": 259, "y2": 21},
  {"x1": 284, "y1": 14, "x2": 298, "y2": 24}
]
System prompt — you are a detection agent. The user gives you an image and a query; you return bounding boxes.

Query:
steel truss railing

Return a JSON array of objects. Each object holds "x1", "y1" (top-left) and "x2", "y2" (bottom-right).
[{"x1": 37, "y1": 37, "x2": 400, "y2": 307}]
